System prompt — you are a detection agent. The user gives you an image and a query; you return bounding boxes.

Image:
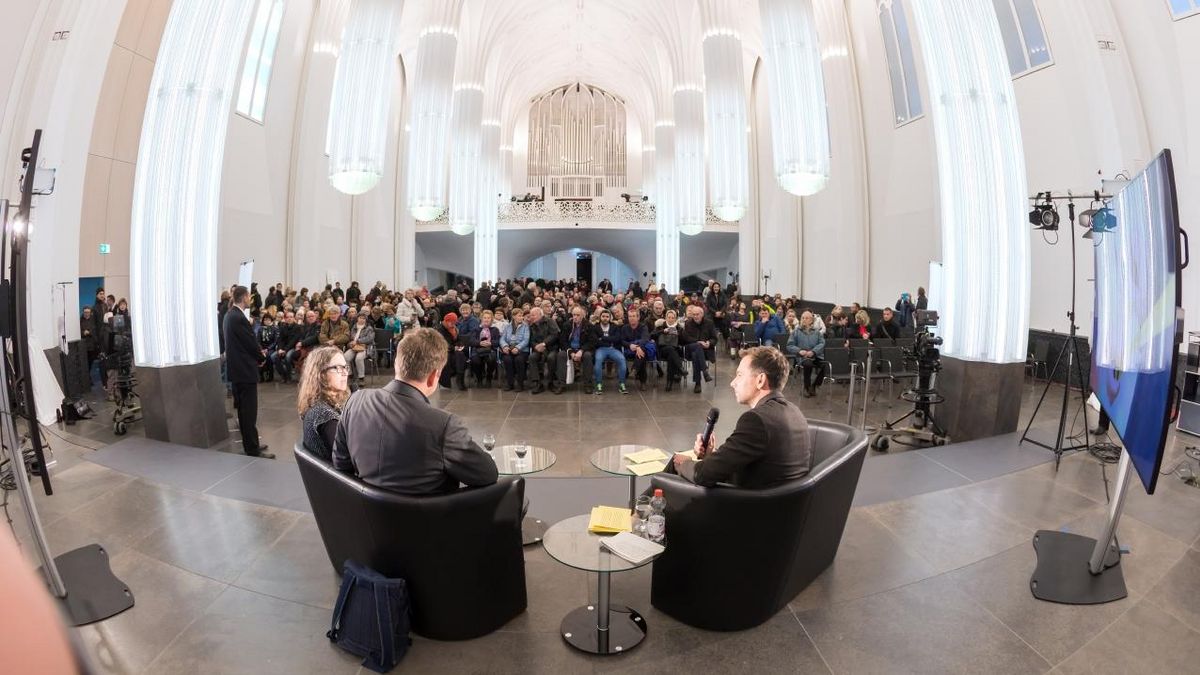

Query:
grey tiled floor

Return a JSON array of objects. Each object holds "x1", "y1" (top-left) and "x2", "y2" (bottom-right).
[{"x1": 8, "y1": 362, "x2": 1200, "y2": 674}]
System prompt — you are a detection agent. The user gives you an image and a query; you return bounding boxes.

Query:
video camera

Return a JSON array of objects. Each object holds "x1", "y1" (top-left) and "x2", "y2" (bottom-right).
[{"x1": 904, "y1": 310, "x2": 943, "y2": 374}]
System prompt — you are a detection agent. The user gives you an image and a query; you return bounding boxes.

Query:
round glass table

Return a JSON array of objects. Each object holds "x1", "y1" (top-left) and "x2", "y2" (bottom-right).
[
  {"x1": 492, "y1": 444, "x2": 556, "y2": 545},
  {"x1": 590, "y1": 445, "x2": 670, "y2": 509},
  {"x1": 541, "y1": 514, "x2": 662, "y2": 655}
]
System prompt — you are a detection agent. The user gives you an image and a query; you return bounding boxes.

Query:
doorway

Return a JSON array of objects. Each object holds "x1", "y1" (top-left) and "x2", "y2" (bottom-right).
[{"x1": 575, "y1": 252, "x2": 592, "y2": 285}]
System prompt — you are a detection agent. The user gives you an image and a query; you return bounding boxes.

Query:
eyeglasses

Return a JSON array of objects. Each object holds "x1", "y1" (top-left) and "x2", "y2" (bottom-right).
[{"x1": 323, "y1": 365, "x2": 350, "y2": 374}]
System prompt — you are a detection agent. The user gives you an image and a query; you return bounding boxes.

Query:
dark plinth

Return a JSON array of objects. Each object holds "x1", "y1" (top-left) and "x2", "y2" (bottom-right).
[
  {"x1": 937, "y1": 357, "x2": 1025, "y2": 443},
  {"x1": 140, "y1": 359, "x2": 229, "y2": 448}
]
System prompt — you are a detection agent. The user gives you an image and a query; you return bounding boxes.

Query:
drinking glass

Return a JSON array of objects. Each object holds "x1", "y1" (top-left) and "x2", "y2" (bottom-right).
[
  {"x1": 634, "y1": 496, "x2": 652, "y2": 537},
  {"x1": 515, "y1": 440, "x2": 528, "y2": 466},
  {"x1": 482, "y1": 433, "x2": 496, "y2": 457}
]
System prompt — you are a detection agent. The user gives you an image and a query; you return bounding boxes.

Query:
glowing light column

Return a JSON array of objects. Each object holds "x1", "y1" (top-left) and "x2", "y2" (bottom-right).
[
  {"x1": 655, "y1": 121, "x2": 680, "y2": 290},
  {"x1": 910, "y1": 0, "x2": 1029, "y2": 362},
  {"x1": 405, "y1": 1, "x2": 462, "y2": 221},
  {"x1": 130, "y1": 0, "x2": 256, "y2": 366},
  {"x1": 757, "y1": 0, "x2": 830, "y2": 196},
  {"x1": 326, "y1": 0, "x2": 403, "y2": 195},
  {"x1": 674, "y1": 86, "x2": 706, "y2": 236},
  {"x1": 700, "y1": 0, "x2": 749, "y2": 221},
  {"x1": 447, "y1": 84, "x2": 483, "y2": 235}
]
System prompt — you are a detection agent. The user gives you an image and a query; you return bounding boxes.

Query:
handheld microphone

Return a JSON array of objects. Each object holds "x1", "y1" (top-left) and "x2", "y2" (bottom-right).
[{"x1": 700, "y1": 407, "x2": 720, "y2": 450}]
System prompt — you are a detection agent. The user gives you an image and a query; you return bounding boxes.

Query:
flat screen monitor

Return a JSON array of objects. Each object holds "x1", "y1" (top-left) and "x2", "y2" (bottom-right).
[{"x1": 1091, "y1": 149, "x2": 1185, "y2": 494}]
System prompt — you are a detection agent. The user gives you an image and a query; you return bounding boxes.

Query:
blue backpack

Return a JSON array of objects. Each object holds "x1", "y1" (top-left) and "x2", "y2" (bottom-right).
[{"x1": 327, "y1": 560, "x2": 412, "y2": 672}]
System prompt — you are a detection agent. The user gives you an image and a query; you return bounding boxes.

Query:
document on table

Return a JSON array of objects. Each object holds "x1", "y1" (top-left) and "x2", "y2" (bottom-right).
[
  {"x1": 627, "y1": 461, "x2": 666, "y2": 476},
  {"x1": 675, "y1": 449, "x2": 698, "y2": 461},
  {"x1": 588, "y1": 506, "x2": 632, "y2": 533},
  {"x1": 623, "y1": 448, "x2": 670, "y2": 463},
  {"x1": 600, "y1": 532, "x2": 665, "y2": 564}
]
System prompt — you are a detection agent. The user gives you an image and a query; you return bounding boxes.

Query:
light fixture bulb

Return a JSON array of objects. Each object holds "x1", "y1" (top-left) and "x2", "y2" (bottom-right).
[
  {"x1": 410, "y1": 205, "x2": 445, "y2": 221},
  {"x1": 779, "y1": 171, "x2": 828, "y2": 197},
  {"x1": 330, "y1": 171, "x2": 381, "y2": 195},
  {"x1": 711, "y1": 204, "x2": 745, "y2": 221}
]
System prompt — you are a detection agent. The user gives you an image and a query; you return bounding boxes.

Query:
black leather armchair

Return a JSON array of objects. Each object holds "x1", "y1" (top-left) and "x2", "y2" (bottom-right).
[
  {"x1": 294, "y1": 445, "x2": 527, "y2": 640},
  {"x1": 648, "y1": 420, "x2": 868, "y2": 631}
]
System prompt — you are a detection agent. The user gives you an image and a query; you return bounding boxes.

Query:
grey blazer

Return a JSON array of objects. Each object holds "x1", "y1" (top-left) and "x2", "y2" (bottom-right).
[{"x1": 332, "y1": 379, "x2": 498, "y2": 495}]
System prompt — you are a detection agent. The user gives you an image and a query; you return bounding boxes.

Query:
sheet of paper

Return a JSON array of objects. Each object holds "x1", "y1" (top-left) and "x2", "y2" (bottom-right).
[
  {"x1": 588, "y1": 505, "x2": 632, "y2": 533},
  {"x1": 623, "y1": 448, "x2": 669, "y2": 463},
  {"x1": 627, "y1": 460, "x2": 666, "y2": 476},
  {"x1": 675, "y1": 449, "x2": 698, "y2": 461},
  {"x1": 600, "y1": 532, "x2": 665, "y2": 564}
]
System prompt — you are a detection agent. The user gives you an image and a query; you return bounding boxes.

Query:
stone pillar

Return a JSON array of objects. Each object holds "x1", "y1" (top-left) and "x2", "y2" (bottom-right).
[
  {"x1": 138, "y1": 360, "x2": 229, "y2": 448},
  {"x1": 936, "y1": 357, "x2": 1026, "y2": 443}
]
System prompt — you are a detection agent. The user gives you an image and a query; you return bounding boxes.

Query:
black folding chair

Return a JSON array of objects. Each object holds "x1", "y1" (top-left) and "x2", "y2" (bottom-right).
[
  {"x1": 369, "y1": 329, "x2": 395, "y2": 379},
  {"x1": 820, "y1": 347, "x2": 863, "y2": 425}
]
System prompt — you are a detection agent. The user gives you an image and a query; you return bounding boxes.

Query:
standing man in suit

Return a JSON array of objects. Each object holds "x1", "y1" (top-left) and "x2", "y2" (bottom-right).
[
  {"x1": 223, "y1": 285, "x2": 274, "y2": 459},
  {"x1": 672, "y1": 347, "x2": 811, "y2": 488},
  {"x1": 332, "y1": 327, "x2": 498, "y2": 494}
]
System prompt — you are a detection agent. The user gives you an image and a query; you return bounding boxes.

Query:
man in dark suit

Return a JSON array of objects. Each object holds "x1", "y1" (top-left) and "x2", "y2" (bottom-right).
[
  {"x1": 223, "y1": 286, "x2": 273, "y2": 458},
  {"x1": 332, "y1": 327, "x2": 498, "y2": 494},
  {"x1": 672, "y1": 347, "x2": 811, "y2": 488}
]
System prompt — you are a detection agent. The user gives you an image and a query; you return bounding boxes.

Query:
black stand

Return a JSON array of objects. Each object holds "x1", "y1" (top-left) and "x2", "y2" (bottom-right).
[
  {"x1": 1020, "y1": 200, "x2": 1091, "y2": 469},
  {"x1": 1030, "y1": 451, "x2": 1132, "y2": 604},
  {"x1": 2, "y1": 134, "x2": 134, "y2": 626},
  {"x1": 560, "y1": 570, "x2": 648, "y2": 654}
]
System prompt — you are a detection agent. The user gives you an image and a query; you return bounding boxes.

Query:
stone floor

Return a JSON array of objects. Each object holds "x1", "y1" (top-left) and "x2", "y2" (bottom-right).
[{"x1": 6, "y1": 358, "x2": 1200, "y2": 674}]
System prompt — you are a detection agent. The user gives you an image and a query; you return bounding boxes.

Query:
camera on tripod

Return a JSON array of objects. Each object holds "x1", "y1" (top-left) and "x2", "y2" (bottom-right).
[{"x1": 904, "y1": 310, "x2": 943, "y2": 374}]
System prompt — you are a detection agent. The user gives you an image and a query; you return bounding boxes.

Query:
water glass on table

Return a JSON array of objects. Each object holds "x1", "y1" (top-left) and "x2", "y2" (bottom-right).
[
  {"x1": 633, "y1": 495, "x2": 652, "y2": 537},
  {"x1": 515, "y1": 440, "x2": 528, "y2": 467},
  {"x1": 482, "y1": 433, "x2": 496, "y2": 458}
]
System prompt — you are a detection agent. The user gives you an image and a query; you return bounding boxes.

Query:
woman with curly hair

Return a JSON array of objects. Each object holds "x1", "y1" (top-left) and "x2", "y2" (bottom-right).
[{"x1": 297, "y1": 347, "x2": 351, "y2": 461}]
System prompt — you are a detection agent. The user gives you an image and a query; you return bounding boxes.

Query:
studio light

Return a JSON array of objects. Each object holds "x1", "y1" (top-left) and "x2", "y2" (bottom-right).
[{"x1": 1028, "y1": 193, "x2": 1059, "y2": 231}]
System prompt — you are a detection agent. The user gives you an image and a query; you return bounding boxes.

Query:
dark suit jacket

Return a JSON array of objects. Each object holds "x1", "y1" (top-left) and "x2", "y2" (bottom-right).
[
  {"x1": 222, "y1": 307, "x2": 261, "y2": 384},
  {"x1": 678, "y1": 392, "x2": 812, "y2": 488},
  {"x1": 332, "y1": 380, "x2": 499, "y2": 495}
]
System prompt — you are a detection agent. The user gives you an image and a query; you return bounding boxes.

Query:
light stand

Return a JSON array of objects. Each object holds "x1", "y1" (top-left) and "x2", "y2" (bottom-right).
[
  {"x1": 1, "y1": 132, "x2": 134, "y2": 625},
  {"x1": 1019, "y1": 197, "x2": 1094, "y2": 470}
]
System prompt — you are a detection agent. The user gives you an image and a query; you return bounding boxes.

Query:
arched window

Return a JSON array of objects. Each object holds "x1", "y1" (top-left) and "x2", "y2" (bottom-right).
[{"x1": 878, "y1": 0, "x2": 923, "y2": 126}]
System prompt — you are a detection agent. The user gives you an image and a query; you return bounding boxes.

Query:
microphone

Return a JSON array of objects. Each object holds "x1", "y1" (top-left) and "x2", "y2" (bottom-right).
[{"x1": 700, "y1": 407, "x2": 720, "y2": 451}]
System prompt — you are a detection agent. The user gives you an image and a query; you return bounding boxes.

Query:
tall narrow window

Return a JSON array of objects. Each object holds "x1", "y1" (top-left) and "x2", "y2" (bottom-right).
[
  {"x1": 236, "y1": 0, "x2": 285, "y2": 122},
  {"x1": 992, "y1": 0, "x2": 1052, "y2": 76},
  {"x1": 878, "y1": 0, "x2": 923, "y2": 126},
  {"x1": 1168, "y1": 0, "x2": 1200, "y2": 19}
]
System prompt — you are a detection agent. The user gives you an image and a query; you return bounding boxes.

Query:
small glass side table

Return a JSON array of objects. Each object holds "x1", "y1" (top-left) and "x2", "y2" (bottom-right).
[
  {"x1": 493, "y1": 444, "x2": 556, "y2": 545},
  {"x1": 541, "y1": 514, "x2": 662, "y2": 655},
  {"x1": 589, "y1": 444, "x2": 669, "y2": 509}
]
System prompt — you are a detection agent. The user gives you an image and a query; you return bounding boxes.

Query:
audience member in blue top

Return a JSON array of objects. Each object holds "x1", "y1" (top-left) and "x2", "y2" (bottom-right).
[{"x1": 499, "y1": 307, "x2": 530, "y2": 391}]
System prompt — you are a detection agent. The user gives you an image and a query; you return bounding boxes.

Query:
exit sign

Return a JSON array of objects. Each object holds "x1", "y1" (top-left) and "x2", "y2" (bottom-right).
[{"x1": 99, "y1": 243, "x2": 110, "y2": 254}]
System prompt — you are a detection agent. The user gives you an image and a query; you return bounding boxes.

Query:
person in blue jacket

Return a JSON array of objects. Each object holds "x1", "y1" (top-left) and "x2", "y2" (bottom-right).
[{"x1": 753, "y1": 307, "x2": 786, "y2": 347}]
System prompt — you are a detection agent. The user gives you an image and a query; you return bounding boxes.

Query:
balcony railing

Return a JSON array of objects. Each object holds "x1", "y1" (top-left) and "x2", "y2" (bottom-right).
[{"x1": 429, "y1": 201, "x2": 737, "y2": 225}]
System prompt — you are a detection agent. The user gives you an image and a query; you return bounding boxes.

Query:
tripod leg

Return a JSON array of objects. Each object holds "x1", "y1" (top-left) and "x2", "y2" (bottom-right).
[{"x1": 1021, "y1": 341, "x2": 1068, "y2": 442}]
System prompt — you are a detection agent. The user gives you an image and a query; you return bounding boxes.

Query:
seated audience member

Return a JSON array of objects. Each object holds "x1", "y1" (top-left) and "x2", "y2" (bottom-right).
[
  {"x1": 681, "y1": 304, "x2": 719, "y2": 393},
  {"x1": 847, "y1": 309, "x2": 871, "y2": 344},
  {"x1": 804, "y1": 307, "x2": 827, "y2": 335},
  {"x1": 652, "y1": 308, "x2": 686, "y2": 392},
  {"x1": 621, "y1": 310, "x2": 652, "y2": 391},
  {"x1": 344, "y1": 312, "x2": 375, "y2": 384},
  {"x1": 872, "y1": 307, "x2": 901, "y2": 341},
  {"x1": 592, "y1": 308, "x2": 628, "y2": 395},
  {"x1": 753, "y1": 305, "x2": 786, "y2": 348},
  {"x1": 319, "y1": 308, "x2": 350, "y2": 349},
  {"x1": 257, "y1": 314, "x2": 279, "y2": 382},
  {"x1": 298, "y1": 347, "x2": 351, "y2": 461},
  {"x1": 787, "y1": 311, "x2": 826, "y2": 397},
  {"x1": 671, "y1": 347, "x2": 812, "y2": 487},
  {"x1": 332, "y1": 329, "x2": 498, "y2": 494},
  {"x1": 556, "y1": 306, "x2": 595, "y2": 391},
  {"x1": 527, "y1": 307, "x2": 563, "y2": 394},
  {"x1": 281, "y1": 310, "x2": 321, "y2": 382},
  {"x1": 470, "y1": 309, "x2": 501, "y2": 386},
  {"x1": 782, "y1": 309, "x2": 800, "y2": 334},
  {"x1": 437, "y1": 312, "x2": 470, "y2": 391},
  {"x1": 499, "y1": 307, "x2": 530, "y2": 391}
]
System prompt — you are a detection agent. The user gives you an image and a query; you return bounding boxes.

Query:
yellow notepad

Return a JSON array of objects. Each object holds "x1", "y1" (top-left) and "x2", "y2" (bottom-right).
[
  {"x1": 588, "y1": 506, "x2": 632, "y2": 533},
  {"x1": 623, "y1": 448, "x2": 669, "y2": 463},
  {"x1": 675, "y1": 449, "x2": 698, "y2": 461},
  {"x1": 627, "y1": 461, "x2": 666, "y2": 476}
]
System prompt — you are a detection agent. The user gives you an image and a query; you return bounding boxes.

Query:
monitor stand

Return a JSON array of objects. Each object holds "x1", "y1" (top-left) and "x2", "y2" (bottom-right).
[{"x1": 1029, "y1": 452, "x2": 1131, "y2": 605}]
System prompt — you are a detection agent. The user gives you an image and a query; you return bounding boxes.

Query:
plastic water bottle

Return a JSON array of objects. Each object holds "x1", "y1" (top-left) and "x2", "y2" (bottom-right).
[{"x1": 646, "y1": 488, "x2": 666, "y2": 544}]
